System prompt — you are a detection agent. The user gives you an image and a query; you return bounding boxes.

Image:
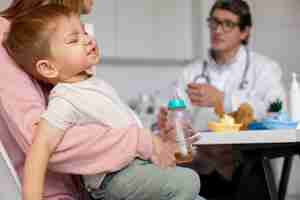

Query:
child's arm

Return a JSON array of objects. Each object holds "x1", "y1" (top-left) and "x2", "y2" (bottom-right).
[{"x1": 22, "y1": 119, "x2": 64, "y2": 200}]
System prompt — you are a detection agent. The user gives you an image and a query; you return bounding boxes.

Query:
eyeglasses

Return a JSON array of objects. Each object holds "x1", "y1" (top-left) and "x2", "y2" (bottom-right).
[{"x1": 207, "y1": 17, "x2": 240, "y2": 33}]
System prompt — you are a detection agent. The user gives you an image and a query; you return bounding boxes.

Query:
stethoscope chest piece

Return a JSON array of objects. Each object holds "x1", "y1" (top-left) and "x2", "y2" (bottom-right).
[
  {"x1": 192, "y1": 61, "x2": 210, "y2": 84},
  {"x1": 239, "y1": 79, "x2": 249, "y2": 90}
]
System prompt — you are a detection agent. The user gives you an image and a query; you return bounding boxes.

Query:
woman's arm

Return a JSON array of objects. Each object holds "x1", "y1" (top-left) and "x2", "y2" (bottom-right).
[{"x1": 23, "y1": 119, "x2": 64, "y2": 200}]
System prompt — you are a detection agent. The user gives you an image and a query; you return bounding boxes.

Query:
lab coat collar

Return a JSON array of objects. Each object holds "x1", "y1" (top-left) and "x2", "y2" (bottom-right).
[{"x1": 207, "y1": 45, "x2": 246, "y2": 71}]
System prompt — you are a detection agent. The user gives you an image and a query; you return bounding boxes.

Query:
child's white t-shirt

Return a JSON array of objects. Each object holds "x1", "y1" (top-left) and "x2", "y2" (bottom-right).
[{"x1": 42, "y1": 76, "x2": 143, "y2": 190}]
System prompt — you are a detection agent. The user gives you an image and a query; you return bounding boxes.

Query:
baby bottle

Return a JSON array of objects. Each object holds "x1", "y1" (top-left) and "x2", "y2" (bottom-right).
[{"x1": 167, "y1": 98, "x2": 193, "y2": 164}]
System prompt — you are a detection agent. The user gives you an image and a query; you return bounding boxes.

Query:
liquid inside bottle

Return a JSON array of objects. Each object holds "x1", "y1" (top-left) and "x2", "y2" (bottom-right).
[{"x1": 168, "y1": 98, "x2": 193, "y2": 164}]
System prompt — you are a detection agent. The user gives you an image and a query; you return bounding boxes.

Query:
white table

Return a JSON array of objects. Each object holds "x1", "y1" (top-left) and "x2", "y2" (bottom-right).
[
  {"x1": 193, "y1": 129, "x2": 300, "y2": 145},
  {"x1": 192, "y1": 129, "x2": 300, "y2": 200}
]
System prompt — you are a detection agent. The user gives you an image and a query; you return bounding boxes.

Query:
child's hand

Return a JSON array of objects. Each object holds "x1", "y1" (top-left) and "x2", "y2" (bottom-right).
[
  {"x1": 159, "y1": 118, "x2": 200, "y2": 146},
  {"x1": 150, "y1": 135, "x2": 176, "y2": 169},
  {"x1": 157, "y1": 107, "x2": 178, "y2": 143},
  {"x1": 182, "y1": 123, "x2": 201, "y2": 146},
  {"x1": 157, "y1": 107, "x2": 168, "y2": 131}
]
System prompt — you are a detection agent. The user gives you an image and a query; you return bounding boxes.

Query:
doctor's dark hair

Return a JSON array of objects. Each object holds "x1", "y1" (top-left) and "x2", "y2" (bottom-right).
[
  {"x1": 210, "y1": 0, "x2": 252, "y2": 45},
  {"x1": 4, "y1": 5, "x2": 75, "y2": 81}
]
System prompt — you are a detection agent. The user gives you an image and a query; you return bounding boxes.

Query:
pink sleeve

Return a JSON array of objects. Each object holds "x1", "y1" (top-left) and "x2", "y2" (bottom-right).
[{"x1": 0, "y1": 19, "x2": 153, "y2": 175}]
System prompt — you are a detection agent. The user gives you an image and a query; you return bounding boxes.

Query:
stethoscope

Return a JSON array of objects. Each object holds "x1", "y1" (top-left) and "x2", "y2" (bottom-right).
[{"x1": 192, "y1": 47, "x2": 250, "y2": 90}]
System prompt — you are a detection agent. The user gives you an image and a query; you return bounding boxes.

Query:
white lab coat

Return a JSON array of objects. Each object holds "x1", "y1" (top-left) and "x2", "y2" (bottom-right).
[
  {"x1": 176, "y1": 46, "x2": 287, "y2": 178},
  {"x1": 177, "y1": 45, "x2": 286, "y2": 122}
]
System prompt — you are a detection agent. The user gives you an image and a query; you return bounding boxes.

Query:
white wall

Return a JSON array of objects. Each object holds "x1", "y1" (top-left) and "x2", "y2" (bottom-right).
[
  {"x1": 82, "y1": 0, "x2": 194, "y2": 61},
  {"x1": 0, "y1": 0, "x2": 11, "y2": 10},
  {"x1": 82, "y1": 0, "x2": 196, "y2": 101},
  {"x1": 96, "y1": 64, "x2": 183, "y2": 101},
  {"x1": 251, "y1": 0, "x2": 300, "y2": 86}
]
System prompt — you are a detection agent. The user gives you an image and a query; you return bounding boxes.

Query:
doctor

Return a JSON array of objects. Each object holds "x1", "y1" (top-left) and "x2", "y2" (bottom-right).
[{"x1": 171, "y1": 0, "x2": 286, "y2": 198}]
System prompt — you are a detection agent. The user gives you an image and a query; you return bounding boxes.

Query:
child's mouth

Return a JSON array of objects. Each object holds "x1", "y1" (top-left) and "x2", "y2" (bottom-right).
[{"x1": 87, "y1": 46, "x2": 97, "y2": 55}]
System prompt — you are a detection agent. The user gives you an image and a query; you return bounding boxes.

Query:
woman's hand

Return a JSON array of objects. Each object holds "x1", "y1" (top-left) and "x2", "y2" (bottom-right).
[{"x1": 187, "y1": 83, "x2": 224, "y2": 107}]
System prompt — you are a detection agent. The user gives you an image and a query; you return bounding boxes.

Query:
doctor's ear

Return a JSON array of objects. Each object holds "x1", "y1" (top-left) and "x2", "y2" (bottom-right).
[
  {"x1": 36, "y1": 60, "x2": 59, "y2": 79},
  {"x1": 240, "y1": 26, "x2": 251, "y2": 43}
]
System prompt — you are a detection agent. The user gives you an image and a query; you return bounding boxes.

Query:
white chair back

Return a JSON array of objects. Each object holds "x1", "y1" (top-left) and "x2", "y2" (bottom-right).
[{"x1": 0, "y1": 140, "x2": 21, "y2": 200}]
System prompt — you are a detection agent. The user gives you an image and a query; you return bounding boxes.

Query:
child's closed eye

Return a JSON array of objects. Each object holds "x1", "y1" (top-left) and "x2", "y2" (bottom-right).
[{"x1": 65, "y1": 37, "x2": 79, "y2": 44}]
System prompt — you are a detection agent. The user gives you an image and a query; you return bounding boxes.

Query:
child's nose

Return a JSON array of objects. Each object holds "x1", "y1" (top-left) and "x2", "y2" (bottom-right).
[{"x1": 81, "y1": 34, "x2": 93, "y2": 45}]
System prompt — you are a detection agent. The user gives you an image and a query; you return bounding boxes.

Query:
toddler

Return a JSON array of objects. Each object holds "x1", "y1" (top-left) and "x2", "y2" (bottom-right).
[{"x1": 4, "y1": 4, "x2": 202, "y2": 200}]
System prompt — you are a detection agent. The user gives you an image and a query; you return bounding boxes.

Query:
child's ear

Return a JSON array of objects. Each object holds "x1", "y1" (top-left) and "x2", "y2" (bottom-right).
[{"x1": 36, "y1": 60, "x2": 59, "y2": 79}]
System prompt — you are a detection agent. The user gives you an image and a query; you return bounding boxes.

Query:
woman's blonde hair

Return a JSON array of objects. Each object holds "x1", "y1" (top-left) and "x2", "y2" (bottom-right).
[{"x1": 0, "y1": 0, "x2": 84, "y2": 20}]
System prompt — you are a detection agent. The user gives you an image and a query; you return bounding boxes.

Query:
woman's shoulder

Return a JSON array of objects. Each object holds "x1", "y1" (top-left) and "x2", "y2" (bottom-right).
[{"x1": 0, "y1": 17, "x2": 10, "y2": 42}]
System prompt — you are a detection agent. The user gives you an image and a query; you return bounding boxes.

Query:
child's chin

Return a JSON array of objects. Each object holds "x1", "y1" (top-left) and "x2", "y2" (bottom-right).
[{"x1": 93, "y1": 56, "x2": 100, "y2": 64}]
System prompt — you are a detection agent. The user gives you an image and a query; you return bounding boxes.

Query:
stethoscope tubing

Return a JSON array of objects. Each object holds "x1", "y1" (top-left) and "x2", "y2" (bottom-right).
[{"x1": 193, "y1": 47, "x2": 250, "y2": 90}]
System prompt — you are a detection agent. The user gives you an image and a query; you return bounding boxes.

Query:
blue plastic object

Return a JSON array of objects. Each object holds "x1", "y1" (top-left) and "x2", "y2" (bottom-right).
[
  {"x1": 260, "y1": 112, "x2": 298, "y2": 130},
  {"x1": 168, "y1": 99, "x2": 186, "y2": 110},
  {"x1": 247, "y1": 122, "x2": 267, "y2": 130},
  {"x1": 261, "y1": 119, "x2": 298, "y2": 130},
  {"x1": 249, "y1": 112, "x2": 298, "y2": 130}
]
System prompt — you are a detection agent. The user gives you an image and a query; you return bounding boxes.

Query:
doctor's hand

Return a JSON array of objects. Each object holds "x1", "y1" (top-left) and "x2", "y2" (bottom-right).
[{"x1": 187, "y1": 83, "x2": 224, "y2": 107}]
